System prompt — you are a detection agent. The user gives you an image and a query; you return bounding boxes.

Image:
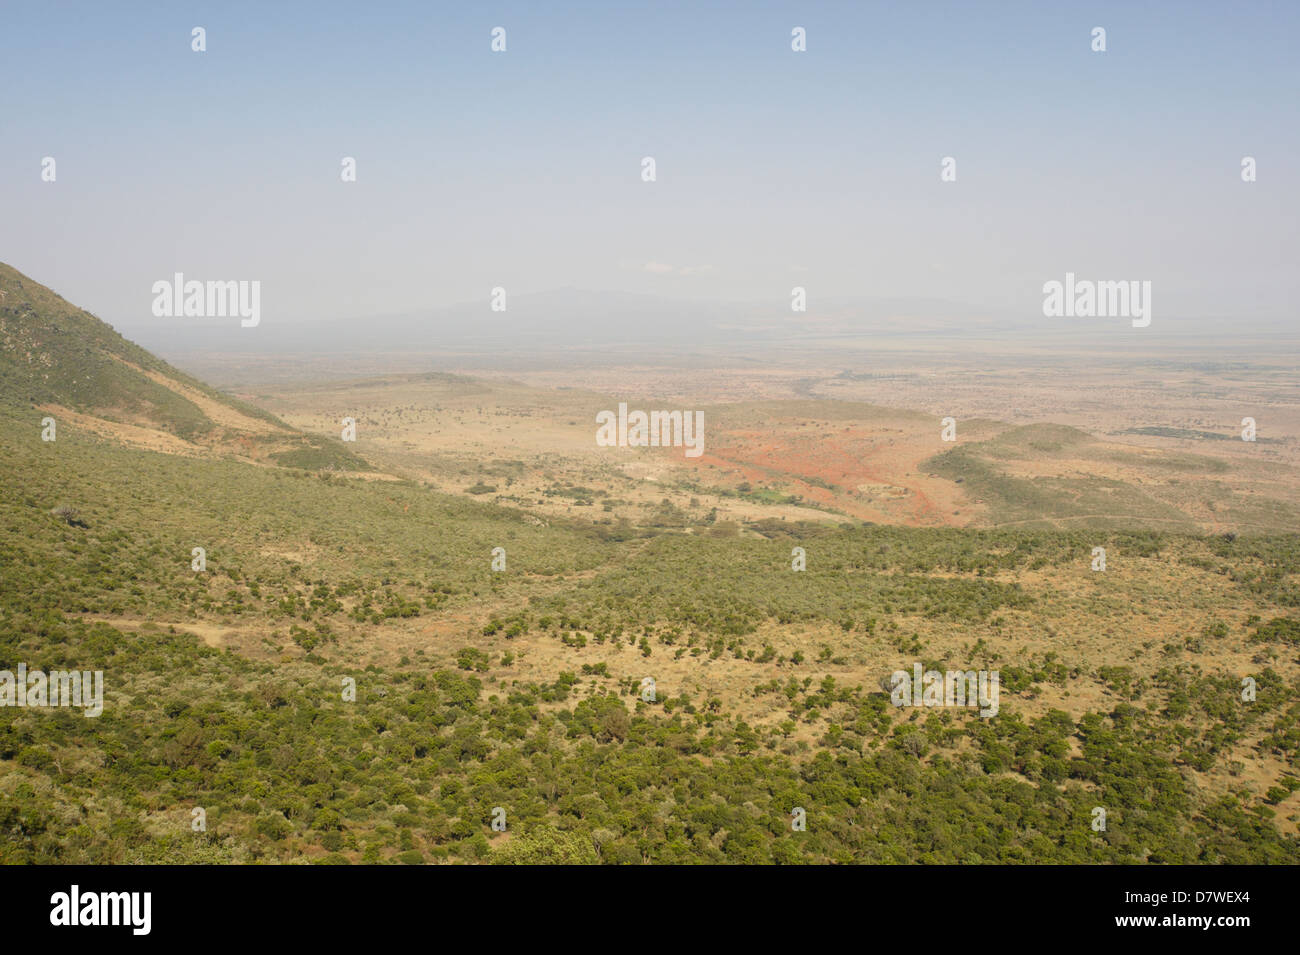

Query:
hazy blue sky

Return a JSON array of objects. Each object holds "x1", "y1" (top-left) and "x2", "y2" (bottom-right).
[{"x1": 2, "y1": 1, "x2": 1296, "y2": 334}]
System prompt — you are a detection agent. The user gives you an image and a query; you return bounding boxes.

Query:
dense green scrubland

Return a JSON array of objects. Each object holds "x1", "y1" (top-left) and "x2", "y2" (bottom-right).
[{"x1": 2, "y1": 403, "x2": 1298, "y2": 864}]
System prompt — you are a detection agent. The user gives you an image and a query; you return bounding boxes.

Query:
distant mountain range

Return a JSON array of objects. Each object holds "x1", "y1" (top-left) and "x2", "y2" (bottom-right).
[
  {"x1": 6, "y1": 262, "x2": 1293, "y2": 386},
  {"x1": 115, "y1": 285, "x2": 1292, "y2": 365}
]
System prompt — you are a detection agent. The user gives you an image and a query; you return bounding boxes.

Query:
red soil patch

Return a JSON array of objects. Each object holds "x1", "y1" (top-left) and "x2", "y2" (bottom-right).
[{"x1": 681, "y1": 421, "x2": 970, "y2": 527}]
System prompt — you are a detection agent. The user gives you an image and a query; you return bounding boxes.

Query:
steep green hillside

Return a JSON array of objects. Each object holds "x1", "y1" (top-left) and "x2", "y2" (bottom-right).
[
  {"x1": 0, "y1": 262, "x2": 367, "y2": 470},
  {"x1": 0, "y1": 263, "x2": 267, "y2": 437}
]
